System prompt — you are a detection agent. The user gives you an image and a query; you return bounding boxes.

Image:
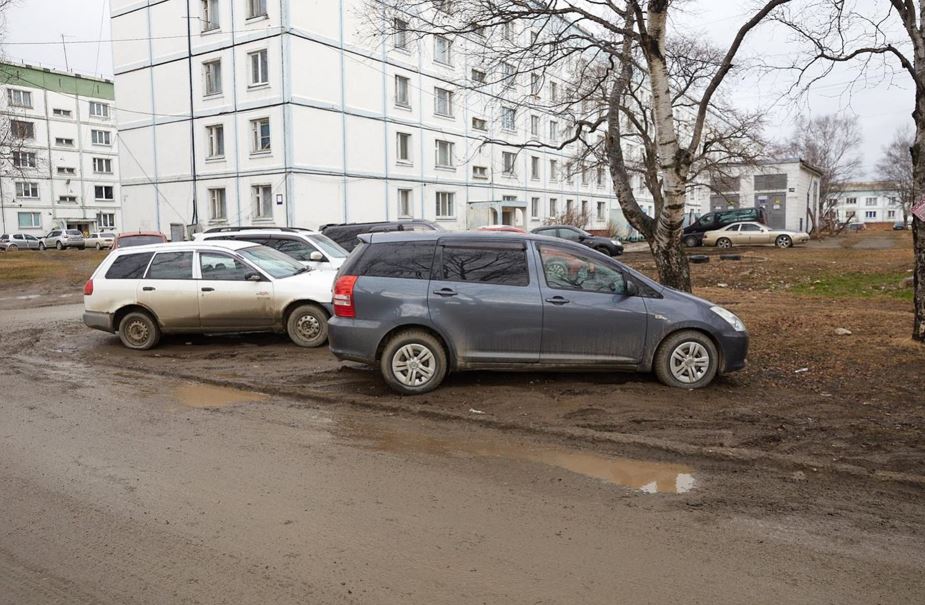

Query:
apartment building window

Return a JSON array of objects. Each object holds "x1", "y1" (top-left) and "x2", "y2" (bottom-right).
[
  {"x1": 531, "y1": 73, "x2": 541, "y2": 97},
  {"x1": 253, "y1": 185, "x2": 273, "y2": 218},
  {"x1": 471, "y1": 117, "x2": 487, "y2": 132},
  {"x1": 501, "y1": 106, "x2": 516, "y2": 131},
  {"x1": 95, "y1": 185, "x2": 115, "y2": 201},
  {"x1": 530, "y1": 114, "x2": 540, "y2": 137},
  {"x1": 865, "y1": 197, "x2": 878, "y2": 206},
  {"x1": 434, "y1": 87, "x2": 454, "y2": 117},
  {"x1": 436, "y1": 191, "x2": 455, "y2": 218},
  {"x1": 209, "y1": 188, "x2": 227, "y2": 221},
  {"x1": 549, "y1": 198, "x2": 557, "y2": 216},
  {"x1": 501, "y1": 62, "x2": 515, "y2": 89},
  {"x1": 865, "y1": 210, "x2": 877, "y2": 219},
  {"x1": 845, "y1": 197, "x2": 857, "y2": 205},
  {"x1": 531, "y1": 197, "x2": 540, "y2": 219},
  {"x1": 502, "y1": 22, "x2": 515, "y2": 41},
  {"x1": 15, "y1": 182, "x2": 39, "y2": 198},
  {"x1": 251, "y1": 118, "x2": 271, "y2": 153},
  {"x1": 18, "y1": 212, "x2": 41, "y2": 229},
  {"x1": 396, "y1": 131, "x2": 412, "y2": 163},
  {"x1": 434, "y1": 36, "x2": 453, "y2": 65},
  {"x1": 530, "y1": 156, "x2": 540, "y2": 180},
  {"x1": 566, "y1": 199, "x2": 574, "y2": 212},
  {"x1": 202, "y1": 124, "x2": 223, "y2": 159},
  {"x1": 55, "y1": 137, "x2": 74, "y2": 147},
  {"x1": 57, "y1": 166, "x2": 76, "y2": 175},
  {"x1": 393, "y1": 18, "x2": 408, "y2": 50},
  {"x1": 398, "y1": 188, "x2": 413, "y2": 218},
  {"x1": 472, "y1": 165, "x2": 488, "y2": 179},
  {"x1": 98, "y1": 213, "x2": 116, "y2": 228},
  {"x1": 89, "y1": 101, "x2": 110, "y2": 118},
  {"x1": 596, "y1": 166, "x2": 604, "y2": 186},
  {"x1": 92, "y1": 157, "x2": 113, "y2": 174},
  {"x1": 471, "y1": 68, "x2": 486, "y2": 84},
  {"x1": 249, "y1": 50, "x2": 269, "y2": 86},
  {"x1": 11, "y1": 120, "x2": 34, "y2": 139},
  {"x1": 435, "y1": 139, "x2": 454, "y2": 168},
  {"x1": 582, "y1": 200, "x2": 589, "y2": 216},
  {"x1": 203, "y1": 60, "x2": 222, "y2": 96},
  {"x1": 549, "y1": 159, "x2": 558, "y2": 181},
  {"x1": 596, "y1": 202, "x2": 606, "y2": 221},
  {"x1": 12, "y1": 151, "x2": 36, "y2": 168},
  {"x1": 58, "y1": 195, "x2": 77, "y2": 203},
  {"x1": 246, "y1": 0, "x2": 267, "y2": 19},
  {"x1": 888, "y1": 210, "x2": 897, "y2": 218},
  {"x1": 550, "y1": 81, "x2": 558, "y2": 103},
  {"x1": 7, "y1": 88, "x2": 32, "y2": 108},
  {"x1": 91, "y1": 129, "x2": 112, "y2": 145},
  {"x1": 581, "y1": 166, "x2": 589, "y2": 186},
  {"x1": 548, "y1": 119, "x2": 558, "y2": 142},
  {"x1": 502, "y1": 152, "x2": 517, "y2": 176},
  {"x1": 201, "y1": 0, "x2": 219, "y2": 31},
  {"x1": 394, "y1": 75, "x2": 410, "y2": 108},
  {"x1": 53, "y1": 108, "x2": 72, "y2": 118}
]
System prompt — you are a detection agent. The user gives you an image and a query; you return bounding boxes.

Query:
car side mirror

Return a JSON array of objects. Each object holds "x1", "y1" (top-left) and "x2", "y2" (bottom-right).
[
  {"x1": 578, "y1": 234, "x2": 587, "y2": 241},
  {"x1": 309, "y1": 250, "x2": 324, "y2": 262},
  {"x1": 245, "y1": 272, "x2": 262, "y2": 282},
  {"x1": 624, "y1": 281, "x2": 640, "y2": 297}
]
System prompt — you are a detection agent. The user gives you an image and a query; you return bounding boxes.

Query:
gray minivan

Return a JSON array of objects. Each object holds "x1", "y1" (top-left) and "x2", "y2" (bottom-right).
[{"x1": 328, "y1": 232, "x2": 748, "y2": 395}]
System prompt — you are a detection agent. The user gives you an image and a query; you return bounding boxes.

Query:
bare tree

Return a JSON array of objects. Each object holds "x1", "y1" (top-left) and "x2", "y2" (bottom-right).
[
  {"x1": 876, "y1": 128, "x2": 916, "y2": 227},
  {"x1": 362, "y1": 0, "x2": 787, "y2": 292},
  {"x1": 774, "y1": 0, "x2": 925, "y2": 341},
  {"x1": 778, "y1": 113, "x2": 862, "y2": 234}
]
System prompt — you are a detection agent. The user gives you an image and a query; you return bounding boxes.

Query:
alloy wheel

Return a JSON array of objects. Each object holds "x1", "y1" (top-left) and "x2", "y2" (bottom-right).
[
  {"x1": 668, "y1": 341, "x2": 710, "y2": 384},
  {"x1": 391, "y1": 344, "x2": 436, "y2": 387}
]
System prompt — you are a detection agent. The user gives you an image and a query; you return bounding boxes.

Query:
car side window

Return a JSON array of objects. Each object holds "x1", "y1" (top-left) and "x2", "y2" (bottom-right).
[
  {"x1": 740, "y1": 223, "x2": 761, "y2": 232},
  {"x1": 557, "y1": 228, "x2": 581, "y2": 240},
  {"x1": 726, "y1": 224, "x2": 740, "y2": 232},
  {"x1": 538, "y1": 245, "x2": 626, "y2": 295},
  {"x1": 25, "y1": 235, "x2": 37, "y2": 241},
  {"x1": 439, "y1": 245, "x2": 529, "y2": 286},
  {"x1": 13, "y1": 234, "x2": 24, "y2": 240},
  {"x1": 273, "y1": 238, "x2": 316, "y2": 261},
  {"x1": 50, "y1": 230, "x2": 61, "y2": 237},
  {"x1": 146, "y1": 251, "x2": 193, "y2": 279},
  {"x1": 106, "y1": 252, "x2": 154, "y2": 279},
  {"x1": 352, "y1": 241, "x2": 436, "y2": 279},
  {"x1": 200, "y1": 252, "x2": 252, "y2": 281}
]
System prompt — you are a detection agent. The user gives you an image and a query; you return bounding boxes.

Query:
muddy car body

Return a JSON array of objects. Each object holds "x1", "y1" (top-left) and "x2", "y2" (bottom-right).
[{"x1": 328, "y1": 232, "x2": 748, "y2": 394}]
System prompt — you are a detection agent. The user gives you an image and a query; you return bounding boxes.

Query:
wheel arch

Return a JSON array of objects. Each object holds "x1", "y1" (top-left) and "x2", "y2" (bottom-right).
[
  {"x1": 282, "y1": 299, "x2": 330, "y2": 327},
  {"x1": 647, "y1": 326, "x2": 724, "y2": 374},
  {"x1": 113, "y1": 303, "x2": 161, "y2": 331}
]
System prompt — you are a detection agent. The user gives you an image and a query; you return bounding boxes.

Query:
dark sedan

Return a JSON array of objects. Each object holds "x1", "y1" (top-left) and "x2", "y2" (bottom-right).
[{"x1": 531, "y1": 225, "x2": 624, "y2": 256}]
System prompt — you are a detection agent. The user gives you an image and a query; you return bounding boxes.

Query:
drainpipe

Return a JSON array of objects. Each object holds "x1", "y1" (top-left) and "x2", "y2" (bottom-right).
[{"x1": 185, "y1": 0, "x2": 199, "y2": 231}]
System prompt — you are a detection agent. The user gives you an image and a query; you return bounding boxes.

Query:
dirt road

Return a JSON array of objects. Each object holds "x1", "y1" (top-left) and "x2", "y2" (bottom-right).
[{"x1": 2, "y1": 304, "x2": 924, "y2": 603}]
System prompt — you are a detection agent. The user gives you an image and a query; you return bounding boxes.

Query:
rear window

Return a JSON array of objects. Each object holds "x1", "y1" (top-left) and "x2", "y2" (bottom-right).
[
  {"x1": 118, "y1": 235, "x2": 166, "y2": 247},
  {"x1": 349, "y1": 241, "x2": 436, "y2": 280},
  {"x1": 101, "y1": 232, "x2": 116, "y2": 238},
  {"x1": 105, "y1": 252, "x2": 154, "y2": 279},
  {"x1": 439, "y1": 245, "x2": 529, "y2": 286},
  {"x1": 67, "y1": 230, "x2": 83, "y2": 236}
]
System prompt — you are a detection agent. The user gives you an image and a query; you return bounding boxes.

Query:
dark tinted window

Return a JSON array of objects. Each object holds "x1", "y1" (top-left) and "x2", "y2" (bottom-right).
[
  {"x1": 146, "y1": 251, "x2": 193, "y2": 279},
  {"x1": 351, "y1": 241, "x2": 436, "y2": 279},
  {"x1": 273, "y1": 238, "x2": 316, "y2": 261},
  {"x1": 440, "y1": 245, "x2": 529, "y2": 286},
  {"x1": 118, "y1": 235, "x2": 166, "y2": 247},
  {"x1": 200, "y1": 252, "x2": 250, "y2": 280},
  {"x1": 323, "y1": 226, "x2": 367, "y2": 251},
  {"x1": 106, "y1": 252, "x2": 154, "y2": 279}
]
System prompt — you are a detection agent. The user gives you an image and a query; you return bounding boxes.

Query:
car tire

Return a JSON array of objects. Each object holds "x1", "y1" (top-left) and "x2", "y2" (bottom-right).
[
  {"x1": 775, "y1": 235, "x2": 792, "y2": 248},
  {"x1": 654, "y1": 330, "x2": 719, "y2": 389},
  {"x1": 55, "y1": 241, "x2": 63, "y2": 250},
  {"x1": 7, "y1": 244, "x2": 17, "y2": 252},
  {"x1": 380, "y1": 330, "x2": 448, "y2": 395},
  {"x1": 286, "y1": 304, "x2": 328, "y2": 348},
  {"x1": 594, "y1": 245, "x2": 611, "y2": 256},
  {"x1": 118, "y1": 311, "x2": 161, "y2": 350},
  {"x1": 684, "y1": 235, "x2": 700, "y2": 248},
  {"x1": 716, "y1": 238, "x2": 732, "y2": 249},
  {"x1": 96, "y1": 242, "x2": 102, "y2": 250},
  {"x1": 38, "y1": 242, "x2": 46, "y2": 250}
]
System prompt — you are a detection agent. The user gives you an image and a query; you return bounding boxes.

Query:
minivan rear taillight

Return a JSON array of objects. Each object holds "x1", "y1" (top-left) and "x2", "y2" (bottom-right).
[
  {"x1": 83, "y1": 279, "x2": 94, "y2": 296},
  {"x1": 333, "y1": 275, "x2": 358, "y2": 318}
]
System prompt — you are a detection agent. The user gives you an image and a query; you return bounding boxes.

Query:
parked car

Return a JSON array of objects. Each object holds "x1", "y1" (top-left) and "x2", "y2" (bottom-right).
[
  {"x1": 196, "y1": 227, "x2": 348, "y2": 271},
  {"x1": 477, "y1": 225, "x2": 527, "y2": 233},
  {"x1": 320, "y1": 220, "x2": 443, "y2": 252},
  {"x1": 682, "y1": 207, "x2": 768, "y2": 247},
  {"x1": 83, "y1": 240, "x2": 335, "y2": 350},
  {"x1": 702, "y1": 221, "x2": 810, "y2": 249},
  {"x1": 39, "y1": 229, "x2": 85, "y2": 250},
  {"x1": 530, "y1": 225, "x2": 624, "y2": 256},
  {"x1": 328, "y1": 231, "x2": 748, "y2": 394},
  {"x1": 112, "y1": 231, "x2": 167, "y2": 250},
  {"x1": 893, "y1": 222, "x2": 908, "y2": 230},
  {"x1": 85, "y1": 231, "x2": 117, "y2": 250},
  {"x1": 0, "y1": 233, "x2": 42, "y2": 251}
]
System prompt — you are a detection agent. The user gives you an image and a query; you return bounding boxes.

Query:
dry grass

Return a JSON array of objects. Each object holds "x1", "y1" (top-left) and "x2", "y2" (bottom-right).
[{"x1": 0, "y1": 249, "x2": 108, "y2": 290}]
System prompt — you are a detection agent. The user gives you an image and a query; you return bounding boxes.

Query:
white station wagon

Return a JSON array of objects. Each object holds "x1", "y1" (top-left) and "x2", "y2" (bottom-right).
[{"x1": 83, "y1": 240, "x2": 336, "y2": 350}]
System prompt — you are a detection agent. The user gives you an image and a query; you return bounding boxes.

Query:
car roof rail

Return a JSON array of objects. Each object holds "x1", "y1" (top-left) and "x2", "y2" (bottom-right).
[{"x1": 202, "y1": 226, "x2": 315, "y2": 234}]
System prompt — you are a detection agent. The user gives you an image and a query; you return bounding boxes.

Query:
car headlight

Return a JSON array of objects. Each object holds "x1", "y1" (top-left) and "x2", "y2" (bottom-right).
[
  {"x1": 611, "y1": 239, "x2": 622, "y2": 246},
  {"x1": 710, "y1": 306, "x2": 746, "y2": 331}
]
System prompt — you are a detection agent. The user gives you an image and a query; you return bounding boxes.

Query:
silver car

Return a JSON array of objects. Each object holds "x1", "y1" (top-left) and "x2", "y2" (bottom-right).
[
  {"x1": 86, "y1": 231, "x2": 117, "y2": 250},
  {"x1": 0, "y1": 233, "x2": 42, "y2": 251},
  {"x1": 39, "y1": 229, "x2": 86, "y2": 250}
]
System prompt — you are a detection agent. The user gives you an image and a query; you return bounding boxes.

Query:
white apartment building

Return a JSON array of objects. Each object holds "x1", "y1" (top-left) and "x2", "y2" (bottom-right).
[
  {"x1": 705, "y1": 159, "x2": 822, "y2": 232},
  {"x1": 110, "y1": 0, "x2": 670, "y2": 238},
  {"x1": 830, "y1": 181, "x2": 904, "y2": 226},
  {"x1": 0, "y1": 62, "x2": 121, "y2": 236}
]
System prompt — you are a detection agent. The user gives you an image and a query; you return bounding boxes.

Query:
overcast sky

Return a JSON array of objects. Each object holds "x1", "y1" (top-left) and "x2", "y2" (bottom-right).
[{"x1": 0, "y1": 0, "x2": 913, "y2": 177}]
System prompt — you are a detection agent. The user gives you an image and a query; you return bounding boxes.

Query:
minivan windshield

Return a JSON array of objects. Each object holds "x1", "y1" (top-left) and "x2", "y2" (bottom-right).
[
  {"x1": 307, "y1": 234, "x2": 347, "y2": 258},
  {"x1": 238, "y1": 245, "x2": 306, "y2": 278}
]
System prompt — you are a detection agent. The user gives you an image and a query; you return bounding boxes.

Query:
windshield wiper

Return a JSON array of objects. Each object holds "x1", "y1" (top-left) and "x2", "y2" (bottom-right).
[{"x1": 293, "y1": 266, "x2": 311, "y2": 275}]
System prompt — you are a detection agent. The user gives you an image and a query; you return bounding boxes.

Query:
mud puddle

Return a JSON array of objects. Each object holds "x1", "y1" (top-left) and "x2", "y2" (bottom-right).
[
  {"x1": 348, "y1": 425, "x2": 695, "y2": 494},
  {"x1": 174, "y1": 383, "x2": 269, "y2": 408}
]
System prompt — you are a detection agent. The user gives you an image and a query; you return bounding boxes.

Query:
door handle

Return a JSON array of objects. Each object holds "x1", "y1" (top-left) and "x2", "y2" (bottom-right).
[
  {"x1": 433, "y1": 288, "x2": 457, "y2": 297},
  {"x1": 142, "y1": 286, "x2": 155, "y2": 291},
  {"x1": 201, "y1": 287, "x2": 215, "y2": 292},
  {"x1": 545, "y1": 296, "x2": 570, "y2": 305}
]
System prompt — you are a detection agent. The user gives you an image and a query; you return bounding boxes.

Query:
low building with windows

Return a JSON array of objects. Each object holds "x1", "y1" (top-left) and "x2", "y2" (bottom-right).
[
  {"x1": 0, "y1": 61, "x2": 121, "y2": 236},
  {"x1": 829, "y1": 181, "x2": 905, "y2": 227},
  {"x1": 109, "y1": 0, "x2": 691, "y2": 237}
]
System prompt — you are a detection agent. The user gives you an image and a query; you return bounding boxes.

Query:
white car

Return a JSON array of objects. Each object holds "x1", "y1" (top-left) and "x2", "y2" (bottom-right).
[
  {"x1": 195, "y1": 227, "x2": 348, "y2": 272},
  {"x1": 86, "y1": 231, "x2": 117, "y2": 250},
  {"x1": 82, "y1": 240, "x2": 336, "y2": 350}
]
